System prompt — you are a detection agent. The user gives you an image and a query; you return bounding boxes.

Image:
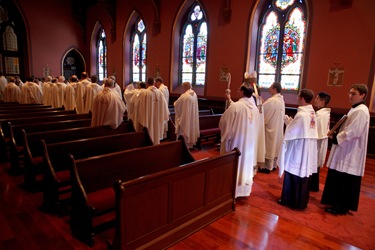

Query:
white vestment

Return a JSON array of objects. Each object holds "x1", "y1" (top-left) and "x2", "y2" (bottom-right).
[
  {"x1": 327, "y1": 104, "x2": 369, "y2": 176},
  {"x1": 251, "y1": 93, "x2": 266, "y2": 166},
  {"x1": 123, "y1": 84, "x2": 138, "y2": 121},
  {"x1": 174, "y1": 89, "x2": 200, "y2": 148},
  {"x1": 65, "y1": 82, "x2": 77, "y2": 111},
  {"x1": 219, "y1": 97, "x2": 260, "y2": 198},
  {"x1": 91, "y1": 87, "x2": 126, "y2": 129},
  {"x1": 75, "y1": 79, "x2": 90, "y2": 114},
  {"x1": 316, "y1": 108, "x2": 331, "y2": 167},
  {"x1": 4, "y1": 82, "x2": 21, "y2": 102},
  {"x1": 263, "y1": 93, "x2": 285, "y2": 169},
  {"x1": 0, "y1": 75, "x2": 8, "y2": 102},
  {"x1": 83, "y1": 83, "x2": 102, "y2": 113},
  {"x1": 42, "y1": 82, "x2": 54, "y2": 106},
  {"x1": 159, "y1": 83, "x2": 170, "y2": 138},
  {"x1": 19, "y1": 81, "x2": 43, "y2": 104},
  {"x1": 51, "y1": 82, "x2": 66, "y2": 108},
  {"x1": 137, "y1": 86, "x2": 169, "y2": 144},
  {"x1": 4, "y1": 82, "x2": 20, "y2": 103},
  {"x1": 113, "y1": 84, "x2": 122, "y2": 99},
  {"x1": 277, "y1": 105, "x2": 318, "y2": 178}
]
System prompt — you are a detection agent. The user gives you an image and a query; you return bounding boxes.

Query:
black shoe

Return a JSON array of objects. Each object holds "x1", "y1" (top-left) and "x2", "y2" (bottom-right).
[
  {"x1": 325, "y1": 207, "x2": 337, "y2": 215},
  {"x1": 258, "y1": 168, "x2": 271, "y2": 174}
]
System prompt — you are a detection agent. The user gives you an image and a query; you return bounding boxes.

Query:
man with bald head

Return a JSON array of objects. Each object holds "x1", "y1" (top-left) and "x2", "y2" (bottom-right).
[
  {"x1": 91, "y1": 77, "x2": 126, "y2": 129},
  {"x1": 174, "y1": 81, "x2": 199, "y2": 148}
]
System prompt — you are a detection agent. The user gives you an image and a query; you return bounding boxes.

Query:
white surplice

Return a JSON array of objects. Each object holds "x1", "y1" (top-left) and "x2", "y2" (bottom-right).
[
  {"x1": 277, "y1": 104, "x2": 318, "y2": 178},
  {"x1": 158, "y1": 83, "x2": 170, "y2": 138},
  {"x1": 19, "y1": 81, "x2": 43, "y2": 104},
  {"x1": 219, "y1": 97, "x2": 260, "y2": 198},
  {"x1": 327, "y1": 104, "x2": 369, "y2": 176},
  {"x1": 51, "y1": 82, "x2": 66, "y2": 108},
  {"x1": 250, "y1": 93, "x2": 266, "y2": 166},
  {"x1": 83, "y1": 83, "x2": 102, "y2": 113},
  {"x1": 91, "y1": 87, "x2": 126, "y2": 129},
  {"x1": 42, "y1": 82, "x2": 54, "y2": 106},
  {"x1": 316, "y1": 107, "x2": 331, "y2": 167},
  {"x1": 75, "y1": 79, "x2": 90, "y2": 114},
  {"x1": 137, "y1": 86, "x2": 169, "y2": 144},
  {"x1": 64, "y1": 82, "x2": 77, "y2": 111},
  {"x1": 263, "y1": 93, "x2": 285, "y2": 169},
  {"x1": 174, "y1": 89, "x2": 200, "y2": 148},
  {"x1": 4, "y1": 82, "x2": 20, "y2": 103}
]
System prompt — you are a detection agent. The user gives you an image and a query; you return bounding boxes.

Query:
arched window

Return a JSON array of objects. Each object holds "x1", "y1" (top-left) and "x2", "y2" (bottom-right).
[
  {"x1": 180, "y1": 3, "x2": 207, "y2": 86},
  {"x1": 257, "y1": 0, "x2": 307, "y2": 91},
  {"x1": 131, "y1": 18, "x2": 146, "y2": 83},
  {"x1": 97, "y1": 29, "x2": 107, "y2": 81},
  {"x1": 0, "y1": 3, "x2": 26, "y2": 78}
]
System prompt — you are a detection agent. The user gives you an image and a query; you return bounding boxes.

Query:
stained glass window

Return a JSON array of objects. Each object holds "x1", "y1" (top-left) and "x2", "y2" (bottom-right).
[
  {"x1": 97, "y1": 29, "x2": 107, "y2": 81},
  {"x1": 131, "y1": 18, "x2": 146, "y2": 83},
  {"x1": 257, "y1": 0, "x2": 306, "y2": 90},
  {"x1": 3, "y1": 26, "x2": 17, "y2": 51},
  {"x1": 180, "y1": 3, "x2": 207, "y2": 86}
]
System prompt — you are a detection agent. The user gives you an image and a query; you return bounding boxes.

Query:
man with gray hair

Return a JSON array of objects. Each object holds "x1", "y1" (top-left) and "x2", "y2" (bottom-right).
[
  {"x1": 91, "y1": 77, "x2": 126, "y2": 129},
  {"x1": 174, "y1": 82, "x2": 199, "y2": 148},
  {"x1": 258, "y1": 82, "x2": 285, "y2": 173}
]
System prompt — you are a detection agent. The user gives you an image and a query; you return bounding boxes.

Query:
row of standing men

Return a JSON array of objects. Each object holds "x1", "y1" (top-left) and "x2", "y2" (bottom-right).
[{"x1": 219, "y1": 73, "x2": 369, "y2": 216}]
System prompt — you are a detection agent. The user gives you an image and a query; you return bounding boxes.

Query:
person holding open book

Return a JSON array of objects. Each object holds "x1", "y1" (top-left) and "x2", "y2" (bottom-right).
[{"x1": 321, "y1": 84, "x2": 370, "y2": 215}]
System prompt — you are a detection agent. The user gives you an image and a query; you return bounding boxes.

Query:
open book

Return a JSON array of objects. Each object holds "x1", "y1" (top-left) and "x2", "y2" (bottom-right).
[{"x1": 327, "y1": 115, "x2": 347, "y2": 136}]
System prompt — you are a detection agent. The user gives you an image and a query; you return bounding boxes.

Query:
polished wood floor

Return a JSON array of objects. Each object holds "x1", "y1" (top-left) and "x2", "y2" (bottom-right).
[{"x1": 0, "y1": 142, "x2": 374, "y2": 250}]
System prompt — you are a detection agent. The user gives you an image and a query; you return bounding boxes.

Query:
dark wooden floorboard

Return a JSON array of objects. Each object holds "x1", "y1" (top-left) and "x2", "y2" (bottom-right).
[{"x1": 0, "y1": 142, "x2": 374, "y2": 250}]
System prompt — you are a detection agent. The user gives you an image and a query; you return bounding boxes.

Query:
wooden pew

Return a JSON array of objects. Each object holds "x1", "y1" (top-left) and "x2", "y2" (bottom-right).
[
  {"x1": 8, "y1": 118, "x2": 92, "y2": 175},
  {"x1": 0, "y1": 107, "x2": 64, "y2": 115},
  {"x1": 69, "y1": 139, "x2": 196, "y2": 246},
  {"x1": 41, "y1": 128, "x2": 152, "y2": 212},
  {"x1": 0, "y1": 109, "x2": 73, "y2": 119},
  {"x1": 196, "y1": 114, "x2": 222, "y2": 150},
  {"x1": 23, "y1": 121, "x2": 135, "y2": 180},
  {"x1": 1, "y1": 113, "x2": 89, "y2": 142},
  {"x1": 111, "y1": 148, "x2": 240, "y2": 250}
]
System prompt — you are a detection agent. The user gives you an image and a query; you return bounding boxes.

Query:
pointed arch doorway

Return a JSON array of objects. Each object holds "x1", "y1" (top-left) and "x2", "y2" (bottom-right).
[{"x1": 62, "y1": 49, "x2": 85, "y2": 80}]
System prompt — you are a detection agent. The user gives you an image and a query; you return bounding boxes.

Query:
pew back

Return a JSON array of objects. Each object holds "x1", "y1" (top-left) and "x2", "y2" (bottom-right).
[
  {"x1": 112, "y1": 149, "x2": 240, "y2": 250},
  {"x1": 72, "y1": 140, "x2": 195, "y2": 193},
  {"x1": 23, "y1": 121, "x2": 135, "y2": 164}
]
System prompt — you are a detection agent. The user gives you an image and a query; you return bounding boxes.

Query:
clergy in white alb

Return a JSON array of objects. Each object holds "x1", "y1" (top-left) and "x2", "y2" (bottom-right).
[
  {"x1": 155, "y1": 77, "x2": 170, "y2": 139},
  {"x1": 51, "y1": 76, "x2": 66, "y2": 108},
  {"x1": 174, "y1": 82, "x2": 199, "y2": 149},
  {"x1": 19, "y1": 77, "x2": 43, "y2": 104},
  {"x1": 245, "y1": 72, "x2": 266, "y2": 172},
  {"x1": 277, "y1": 89, "x2": 318, "y2": 210},
  {"x1": 4, "y1": 77, "x2": 20, "y2": 103},
  {"x1": 321, "y1": 84, "x2": 369, "y2": 215},
  {"x1": 83, "y1": 75, "x2": 102, "y2": 113},
  {"x1": 0, "y1": 71, "x2": 8, "y2": 102},
  {"x1": 91, "y1": 78, "x2": 126, "y2": 129},
  {"x1": 309, "y1": 92, "x2": 331, "y2": 192},
  {"x1": 75, "y1": 72, "x2": 91, "y2": 114},
  {"x1": 220, "y1": 82, "x2": 259, "y2": 198},
  {"x1": 65, "y1": 75, "x2": 78, "y2": 111},
  {"x1": 42, "y1": 76, "x2": 54, "y2": 106},
  {"x1": 259, "y1": 82, "x2": 285, "y2": 172},
  {"x1": 124, "y1": 82, "x2": 146, "y2": 131},
  {"x1": 136, "y1": 77, "x2": 169, "y2": 145}
]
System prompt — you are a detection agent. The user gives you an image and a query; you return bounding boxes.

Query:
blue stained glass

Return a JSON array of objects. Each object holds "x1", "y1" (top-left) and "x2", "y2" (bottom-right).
[
  {"x1": 190, "y1": 5, "x2": 203, "y2": 21},
  {"x1": 137, "y1": 19, "x2": 145, "y2": 32},
  {"x1": 275, "y1": 0, "x2": 295, "y2": 10}
]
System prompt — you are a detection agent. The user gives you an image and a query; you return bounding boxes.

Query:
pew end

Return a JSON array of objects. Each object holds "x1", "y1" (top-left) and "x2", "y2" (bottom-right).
[{"x1": 110, "y1": 148, "x2": 240, "y2": 250}]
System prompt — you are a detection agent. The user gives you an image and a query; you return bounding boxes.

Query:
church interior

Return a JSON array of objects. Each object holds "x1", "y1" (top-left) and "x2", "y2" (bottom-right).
[{"x1": 0, "y1": 0, "x2": 374, "y2": 249}]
